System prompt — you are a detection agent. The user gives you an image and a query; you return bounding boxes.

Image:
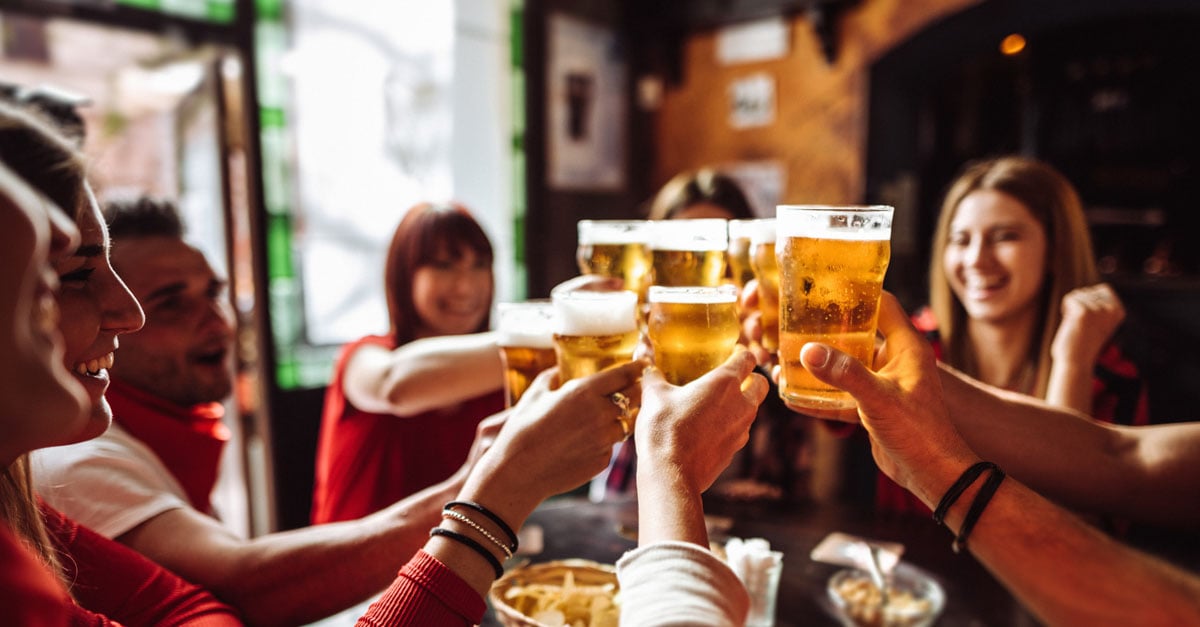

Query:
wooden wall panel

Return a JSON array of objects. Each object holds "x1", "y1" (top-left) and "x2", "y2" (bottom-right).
[{"x1": 653, "y1": 0, "x2": 977, "y2": 203}]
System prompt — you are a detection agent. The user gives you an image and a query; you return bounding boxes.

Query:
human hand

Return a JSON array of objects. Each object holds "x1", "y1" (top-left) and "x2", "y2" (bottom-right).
[
  {"x1": 1052, "y1": 283, "x2": 1125, "y2": 366},
  {"x1": 550, "y1": 274, "x2": 624, "y2": 295},
  {"x1": 796, "y1": 293, "x2": 978, "y2": 505},
  {"x1": 636, "y1": 348, "x2": 769, "y2": 496},
  {"x1": 459, "y1": 360, "x2": 647, "y2": 528},
  {"x1": 738, "y1": 277, "x2": 776, "y2": 369}
]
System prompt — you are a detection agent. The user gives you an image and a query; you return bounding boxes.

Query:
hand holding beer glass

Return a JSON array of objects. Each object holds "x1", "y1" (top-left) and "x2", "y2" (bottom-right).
[
  {"x1": 649, "y1": 218, "x2": 729, "y2": 287},
  {"x1": 646, "y1": 285, "x2": 741, "y2": 385},
  {"x1": 776, "y1": 205, "x2": 893, "y2": 410},
  {"x1": 576, "y1": 220, "x2": 653, "y2": 300},
  {"x1": 496, "y1": 301, "x2": 557, "y2": 407}
]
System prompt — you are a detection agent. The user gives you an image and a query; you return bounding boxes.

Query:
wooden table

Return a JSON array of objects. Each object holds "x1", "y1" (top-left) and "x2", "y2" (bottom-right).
[{"x1": 482, "y1": 495, "x2": 1036, "y2": 626}]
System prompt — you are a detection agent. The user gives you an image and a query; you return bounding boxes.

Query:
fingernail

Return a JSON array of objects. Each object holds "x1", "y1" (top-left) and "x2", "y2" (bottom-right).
[{"x1": 802, "y1": 343, "x2": 831, "y2": 369}]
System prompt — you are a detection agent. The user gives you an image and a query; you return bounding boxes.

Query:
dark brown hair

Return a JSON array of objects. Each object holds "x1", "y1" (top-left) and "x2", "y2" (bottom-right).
[
  {"x1": 647, "y1": 168, "x2": 756, "y2": 221},
  {"x1": 384, "y1": 202, "x2": 494, "y2": 345},
  {"x1": 0, "y1": 100, "x2": 86, "y2": 219}
]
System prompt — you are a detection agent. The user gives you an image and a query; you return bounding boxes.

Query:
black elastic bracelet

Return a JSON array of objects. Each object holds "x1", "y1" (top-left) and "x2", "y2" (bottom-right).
[
  {"x1": 445, "y1": 501, "x2": 518, "y2": 552},
  {"x1": 429, "y1": 527, "x2": 505, "y2": 579},
  {"x1": 932, "y1": 461, "x2": 996, "y2": 526},
  {"x1": 952, "y1": 466, "x2": 1006, "y2": 554}
]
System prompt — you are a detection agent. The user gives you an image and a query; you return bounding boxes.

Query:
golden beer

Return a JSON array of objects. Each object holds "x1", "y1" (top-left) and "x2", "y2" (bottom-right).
[
  {"x1": 776, "y1": 205, "x2": 893, "y2": 410},
  {"x1": 748, "y1": 220, "x2": 780, "y2": 353},
  {"x1": 727, "y1": 220, "x2": 757, "y2": 289},
  {"x1": 650, "y1": 219, "x2": 728, "y2": 287},
  {"x1": 647, "y1": 286, "x2": 740, "y2": 385},
  {"x1": 551, "y1": 290, "x2": 640, "y2": 383},
  {"x1": 496, "y1": 301, "x2": 557, "y2": 407},
  {"x1": 576, "y1": 220, "x2": 652, "y2": 300}
]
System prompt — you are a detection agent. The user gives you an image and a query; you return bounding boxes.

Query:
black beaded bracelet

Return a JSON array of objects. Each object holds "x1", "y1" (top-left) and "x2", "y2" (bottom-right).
[
  {"x1": 430, "y1": 527, "x2": 505, "y2": 579},
  {"x1": 932, "y1": 461, "x2": 997, "y2": 526},
  {"x1": 952, "y1": 466, "x2": 1006, "y2": 554},
  {"x1": 445, "y1": 500, "x2": 518, "y2": 552}
]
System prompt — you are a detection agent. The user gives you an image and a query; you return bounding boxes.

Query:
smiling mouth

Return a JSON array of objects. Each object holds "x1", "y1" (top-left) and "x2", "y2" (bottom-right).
[
  {"x1": 192, "y1": 348, "x2": 229, "y2": 366},
  {"x1": 74, "y1": 353, "x2": 114, "y2": 376}
]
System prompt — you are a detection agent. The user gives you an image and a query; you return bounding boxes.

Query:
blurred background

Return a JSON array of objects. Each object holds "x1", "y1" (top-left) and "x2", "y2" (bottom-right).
[{"x1": 3, "y1": 0, "x2": 1197, "y2": 533}]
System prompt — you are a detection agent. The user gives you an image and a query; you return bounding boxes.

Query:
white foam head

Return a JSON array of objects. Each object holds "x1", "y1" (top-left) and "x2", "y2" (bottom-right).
[
  {"x1": 552, "y1": 290, "x2": 639, "y2": 336},
  {"x1": 651, "y1": 218, "x2": 729, "y2": 251},
  {"x1": 747, "y1": 218, "x2": 776, "y2": 245},
  {"x1": 577, "y1": 220, "x2": 652, "y2": 245},
  {"x1": 648, "y1": 285, "x2": 738, "y2": 304},
  {"x1": 496, "y1": 302, "x2": 555, "y2": 348},
  {"x1": 776, "y1": 205, "x2": 893, "y2": 241}
]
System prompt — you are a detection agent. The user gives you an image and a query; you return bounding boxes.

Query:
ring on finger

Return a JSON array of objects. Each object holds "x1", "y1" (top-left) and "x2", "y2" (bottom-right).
[{"x1": 609, "y1": 392, "x2": 634, "y2": 440}]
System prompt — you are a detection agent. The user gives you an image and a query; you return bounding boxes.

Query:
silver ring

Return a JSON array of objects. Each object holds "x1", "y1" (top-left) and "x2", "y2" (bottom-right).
[{"x1": 610, "y1": 392, "x2": 633, "y2": 440}]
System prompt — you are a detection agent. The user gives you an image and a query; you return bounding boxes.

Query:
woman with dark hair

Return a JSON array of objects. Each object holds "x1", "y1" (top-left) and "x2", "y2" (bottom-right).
[
  {"x1": 312, "y1": 202, "x2": 506, "y2": 524},
  {"x1": 646, "y1": 168, "x2": 756, "y2": 221}
]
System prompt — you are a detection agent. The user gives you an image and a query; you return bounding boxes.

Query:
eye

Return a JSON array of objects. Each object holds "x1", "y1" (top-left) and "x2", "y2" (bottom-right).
[
  {"x1": 947, "y1": 232, "x2": 970, "y2": 247},
  {"x1": 59, "y1": 266, "x2": 95, "y2": 285},
  {"x1": 991, "y1": 229, "x2": 1022, "y2": 243}
]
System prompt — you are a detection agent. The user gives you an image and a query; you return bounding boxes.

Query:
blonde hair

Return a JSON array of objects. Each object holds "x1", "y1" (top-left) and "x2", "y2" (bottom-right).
[
  {"x1": 929, "y1": 156, "x2": 1097, "y2": 397},
  {"x1": 1, "y1": 457, "x2": 63, "y2": 575}
]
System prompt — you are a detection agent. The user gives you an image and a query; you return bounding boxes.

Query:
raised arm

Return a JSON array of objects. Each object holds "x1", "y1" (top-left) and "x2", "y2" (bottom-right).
[
  {"x1": 939, "y1": 361, "x2": 1200, "y2": 527},
  {"x1": 795, "y1": 293, "x2": 1200, "y2": 626},
  {"x1": 1044, "y1": 283, "x2": 1126, "y2": 414},
  {"x1": 342, "y1": 333, "x2": 504, "y2": 416}
]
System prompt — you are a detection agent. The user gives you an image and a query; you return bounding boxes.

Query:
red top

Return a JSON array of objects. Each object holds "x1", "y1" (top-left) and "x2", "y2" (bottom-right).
[
  {"x1": 312, "y1": 335, "x2": 504, "y2": 524},
  {"x1": 356, "y1": 550, "x2": 485, "y2": 626},
  {"x1": 0, "y1": 524, "x2": 69, "y2": 627},
  {"x1": 39, "y1": 501, "x2": 242, "y2": 626},
  {"x1": 873, "y1": 309, "x2": 1152, "y2": 516},
  {"x1": 107, "y1": 377, "x2": 229, "y2": 513}
]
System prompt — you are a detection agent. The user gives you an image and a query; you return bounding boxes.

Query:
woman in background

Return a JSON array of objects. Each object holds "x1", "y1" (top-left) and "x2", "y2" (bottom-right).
[
  {"x1": 313, "y1": 202, "x2": 506, "y2": 523},
  {"x1": 647, "y1": 168, "x2": 756, "y2": 221}
]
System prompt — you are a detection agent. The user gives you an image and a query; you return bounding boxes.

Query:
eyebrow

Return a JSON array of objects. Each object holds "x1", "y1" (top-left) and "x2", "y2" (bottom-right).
[
  {"x1": 75, "y1": 244, "x2": 105, "y2": 258},
  {"x1": 145, "y1": 281, "x2": 187, "y2": 303}
]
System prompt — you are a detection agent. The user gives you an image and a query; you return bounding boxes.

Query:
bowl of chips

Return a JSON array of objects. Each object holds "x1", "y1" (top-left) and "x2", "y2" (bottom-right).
[
  {"x1": 490, "y1": 559, "x2": 620, "y2": 627},
  {"x1": 826, "y1": 563, "x2": 945, "y2": 627}
]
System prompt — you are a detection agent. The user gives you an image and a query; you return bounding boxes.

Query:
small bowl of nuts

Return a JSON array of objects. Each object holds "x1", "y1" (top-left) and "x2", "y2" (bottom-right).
[{"x1": 826, "y1": 563, "x2": 945, "y2": 627}]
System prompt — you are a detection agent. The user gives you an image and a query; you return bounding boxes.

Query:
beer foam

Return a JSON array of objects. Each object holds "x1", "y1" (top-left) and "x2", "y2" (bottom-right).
[
  {"x1": 578, "y1": 220, "x2": 652, "y2": 245},
  {"x1": 552, "y1": 291, "x2": 638, "y2": 336},
  {"x1": 651, "y1": 219, "x2": 729, "y2": 251},
  {"x1": 748, "y1": 219, "x2": 777, "y2": 245},
  {"x1": 648, "y1": 285, "x2": 738, "y2": 304},
  {"x1": 497, "y1": 329, "x2": 554, "y2": 349},
  {"x1": 776, "y1": 205, "x2": 893, "y2": 241}
]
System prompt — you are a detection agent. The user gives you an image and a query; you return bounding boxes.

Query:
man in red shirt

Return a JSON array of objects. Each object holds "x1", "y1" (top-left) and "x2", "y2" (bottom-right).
[{"x1": 35, "y1": 197, "x2": 500, "y2": 626}]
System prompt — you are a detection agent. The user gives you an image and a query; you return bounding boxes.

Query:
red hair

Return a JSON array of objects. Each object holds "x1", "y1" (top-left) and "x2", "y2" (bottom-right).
[{"x1": 384, "y1": 202, "x2": 494, "y2": 345}]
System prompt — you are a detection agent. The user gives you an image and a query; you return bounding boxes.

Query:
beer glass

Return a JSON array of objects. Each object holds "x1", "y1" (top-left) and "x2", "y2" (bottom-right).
[
  {"x1": 646, "y1": 285, "x2": 740, "y2": 385},
  {"x1": 495, "y1": 301, "x2": 557, "y2": 407},
  {"x1": 727, "y1": 219, "x2": 757, "y2": 289},
  {"x1": 747, "y1": 219, "x2": 780, "y2": 354},
  {"x1": 776, "y1": 205, "x2": 893, "y2": 410},
  {"x1": 650, "y1": 219, "x2": 729, "y2": 287},
  {"x1": 576, "y1": 220, "x2": 653, "y2": 300},
  {"x1": 551, "y1": 290, "x2": 640, "y2": 383}
]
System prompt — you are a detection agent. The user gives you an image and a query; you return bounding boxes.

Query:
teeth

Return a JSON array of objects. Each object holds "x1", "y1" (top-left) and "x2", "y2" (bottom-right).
[{"x1": 74, "y1": 353, "x2": 114, "y2": 376}]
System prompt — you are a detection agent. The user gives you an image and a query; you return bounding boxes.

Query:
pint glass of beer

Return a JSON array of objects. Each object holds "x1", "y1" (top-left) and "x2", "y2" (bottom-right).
[
  {"x1": 776, "y1": 205, "x2": 893, "y2": 410},
  {"x1": 646, "y1": 285, "x2": 740, "y2": 385},
  {"x1": 496, "y1": 301, "x2": 558, "y2": 407},
  {"x1": 748, "y1": 219, "x2": 780, "y2": 354},
  {"x1": 727, "y1": 220, "x2": 757, "y2": 289},
  {"x1": 649, "y1": 219, "x2": 729, "y2": 287},
  {"x1": 576, "y1": 220, "x2": 653, "y2": 300},
  {"x1": 551, "y1": 290, "x2": 640, "y2": 383}
]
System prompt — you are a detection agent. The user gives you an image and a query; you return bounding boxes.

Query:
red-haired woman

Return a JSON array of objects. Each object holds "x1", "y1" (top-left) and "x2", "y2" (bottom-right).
[{"x1": 312, "y1": 203, "x2": 506, "y2": 524}]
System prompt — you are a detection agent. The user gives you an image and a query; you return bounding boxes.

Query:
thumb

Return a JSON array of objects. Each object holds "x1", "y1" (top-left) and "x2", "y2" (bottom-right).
[{"x1": 800, "y1": 342, "x2": 884, "y2": 409}]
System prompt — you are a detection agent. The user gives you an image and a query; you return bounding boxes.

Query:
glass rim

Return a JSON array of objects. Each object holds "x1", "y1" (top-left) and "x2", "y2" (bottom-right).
[
  {"x1": 577, "y1": 219, "x2": 653, "y2": 245},
  {"x1": 647, "y1": 284, "x2": 738, "y2": 303},
  {"x1": 776, "y1": 204, "x2": 894, "y2": 213},
  {"x1": 650, "y1": 218, "x2": 729, "y2": 250}
]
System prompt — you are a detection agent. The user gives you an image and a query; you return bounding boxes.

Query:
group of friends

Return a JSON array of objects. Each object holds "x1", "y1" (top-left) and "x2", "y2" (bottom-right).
[{"x1": 2, "y1": 91, "x2": 1200, "y2": 627}]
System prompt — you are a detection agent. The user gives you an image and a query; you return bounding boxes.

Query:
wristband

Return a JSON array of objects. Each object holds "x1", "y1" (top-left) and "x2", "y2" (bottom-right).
[
  {"x1": 952, "y1": 466, "x2": 1006, "y2": 554},
  {"x1": 445, "y1": 500, "x2": 518, "y2": 552},
  {"x1": 932, "y1": 461, "x2": 996, "y2": 526},
  {"x1": 442, "y1": 509, "x2": 514, "y2": 559},
  {"x1": 430, "y1": 527, "x2": 504, "y2": 579}
]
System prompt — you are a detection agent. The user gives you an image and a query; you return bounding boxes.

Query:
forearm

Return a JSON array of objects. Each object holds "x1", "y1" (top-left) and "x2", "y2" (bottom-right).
[
  {"x1": 635, "y1": 462, "x2": 708, "y2": 547},
  {"x1": 379, "y1": 333, "x2": 504, "y2": 415},
  {"x1": 1044, "y1": 359, "x2": 1095, "y2": 415},
  {"x1": 935, "y1": 472, "x2": 1200, "y2": 626}
]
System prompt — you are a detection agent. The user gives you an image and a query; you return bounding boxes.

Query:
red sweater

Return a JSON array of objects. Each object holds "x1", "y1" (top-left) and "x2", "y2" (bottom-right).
[
  {"x1": 40, "y1": 501, "x2": 242, "y2": 626},
  {"x1": 356, "y1": 550, "x2": 485, "y2": 626},
  {"x1": 0, "y1": 524, "x2": 69, "y2": 627},
  {"x1": 312, "y1": 335, "x2": 503, "y2": 524}
]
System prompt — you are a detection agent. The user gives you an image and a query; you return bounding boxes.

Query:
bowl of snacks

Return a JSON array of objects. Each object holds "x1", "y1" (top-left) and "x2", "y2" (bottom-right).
[
  {"x1": 490, "y1": 559, "x2": 620, "y2": 627},
  {"x1": 826, "y1": 563, "x2": 945, "y2": 627}
]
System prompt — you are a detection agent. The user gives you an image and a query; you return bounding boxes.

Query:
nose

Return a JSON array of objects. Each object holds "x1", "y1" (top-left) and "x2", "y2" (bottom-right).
[
  {"x1": 104, "y1": 270, "x2": 146, "y2": 337},
  {"x1": 201, "y1": 295, "x2": 236, "y2": 340},
  {"x1": 962, "y1": 238, "x2": 993, "y2": 269}
]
